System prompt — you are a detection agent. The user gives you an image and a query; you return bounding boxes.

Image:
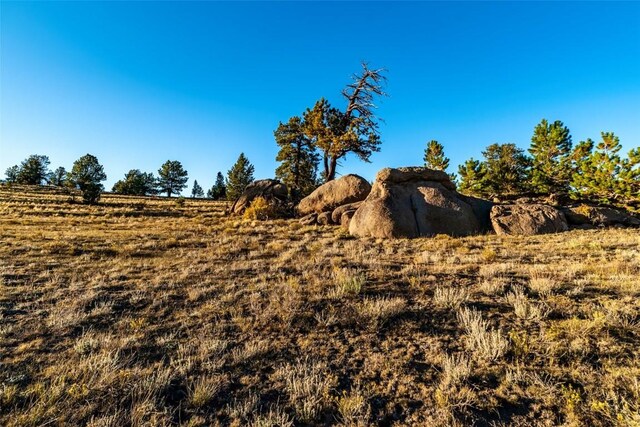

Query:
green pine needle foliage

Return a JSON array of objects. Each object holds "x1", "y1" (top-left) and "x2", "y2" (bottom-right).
[
  {"x1": 226, "y1": 153, "x2": 255, "y2": 201},
  {"x1": 275, "y1": 116, "x2": 319, "y2": 202},
  {"x1": 529, "y1": 119, "x2": 573, "y2": 194},
  {"x1": 424, "y1": 140, "x2": 450, "y2": 171},
  {"x1": 570, "y1": 132, "x2": 639, "y2": 206}
]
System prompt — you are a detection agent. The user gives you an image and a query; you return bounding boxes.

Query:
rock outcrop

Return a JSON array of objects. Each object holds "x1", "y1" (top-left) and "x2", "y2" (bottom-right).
[
  {"x1": 349, "y1": 167, "x2": 488, "y2": 238},
  {"x1": 296, "y1": 175, "x2": 371, "y2": 216},
  {"x1": 563, "y1": 205, "x2": 640, "y2": 227},
  {"x1": 458, "y1": 194, "x2": 495, "y2": 233},
  {"x1": 229, "y1": 179, "x2": 288, "y2": 215},
  {"x1": 490, "y1": 204, "x2": 568, "y2": 235}
]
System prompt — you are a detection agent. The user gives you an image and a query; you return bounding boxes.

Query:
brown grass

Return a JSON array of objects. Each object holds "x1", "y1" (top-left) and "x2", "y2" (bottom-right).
[{"x1": 1, "y1": 185, "x2": 639, "y2": 426}]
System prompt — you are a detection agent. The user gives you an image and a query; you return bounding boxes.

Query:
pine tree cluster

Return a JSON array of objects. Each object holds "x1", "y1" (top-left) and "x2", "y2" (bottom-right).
[{"x1": 451, "y1": 120, "x2": 639, "y2": 207}]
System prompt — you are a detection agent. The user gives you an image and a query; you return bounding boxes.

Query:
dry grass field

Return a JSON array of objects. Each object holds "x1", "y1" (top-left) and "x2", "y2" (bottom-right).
[{"x1": 1, "y1": 185, "x2": 639, "y2": 426}]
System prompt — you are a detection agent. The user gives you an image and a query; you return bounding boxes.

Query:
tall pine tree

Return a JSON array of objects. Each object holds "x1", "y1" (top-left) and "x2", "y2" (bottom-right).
[
  {"x1": 529, "y1": 119, "x2": 573, "y2": 194},
  {"x1": 5, "y1": 166, "x2": 20, "y2": 183},
  {"x1": 226, "y1": 153, "x2": 255, "y2": 201},
  {"x1": 191, "y1": 180, "x2": 204, "y2": 198},
  {"x1": 207, "y1": 172, "x2": 227, "y2": 200},
  {"x1": 620, "y1": 147, "x2": 640, "y2": 205},
  {"x1": 16, "y1": 155, "x2": 51, "y2": 185},
  {"x1": 157, "y1": 160, "x2": 188, "y2": 197},
  {"x1": 49, "y1": 167, "x2": 68, "y2": 187},
  {"x1": 423, "y1": 140, "x2": 450, "y2": 171},
  {"x1": 482, "y1": 143, "x2": 531, "y2": 197},
  {"x1": 275, "y1": 116, "x2": 319, "y2": 202}
]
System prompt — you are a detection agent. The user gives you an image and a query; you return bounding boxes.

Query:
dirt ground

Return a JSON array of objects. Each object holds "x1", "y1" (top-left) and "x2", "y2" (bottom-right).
[{"x1": 1, "y1": 186, "x2": 639, "y2": 426}]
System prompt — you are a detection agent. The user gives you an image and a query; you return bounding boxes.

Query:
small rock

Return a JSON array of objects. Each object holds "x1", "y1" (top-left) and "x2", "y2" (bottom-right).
[
  {"x1": 317, "y1": 211, "x2": 333, "y2": 225},
  {"x1": 340, "y1": 210, "x2": 357, "y2": 229},
  {"x1": 299, "y1": 213, "x2": 318, "y2": 226}
]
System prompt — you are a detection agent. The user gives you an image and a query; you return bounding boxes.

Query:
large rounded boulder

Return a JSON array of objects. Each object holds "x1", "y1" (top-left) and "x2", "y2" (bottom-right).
[
  {"x1": 490, "y1": 204, "x2": 568, "y2": 235},
  {"x1": 349, "y1": 167, "x2": 487, "y2": 238},
  {"x1": 229, "y1": 179, "x2": 288, "y2": 215},
  {"x1": 296, "y1": 174, "x2": 371, "y2": 216}
]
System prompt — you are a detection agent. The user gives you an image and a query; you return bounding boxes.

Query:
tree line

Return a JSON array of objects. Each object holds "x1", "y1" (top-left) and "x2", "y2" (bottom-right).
[
  {"x1": 3, "y1": 152, "x2": 258, "y2": 204},
  {"x1": 3, "y1": 63, "x2": 638, "y2": 208},
  {"x1": 422, "y1": 120, "x2": 639, "y2": 207},
  {"x1": 3, "y1": 63, "x2": 386, "y2": 205},
  {"x1": 4, "y1": 154, "x2": 107, "y2": 203},
  {"x1": 4, "y1": 121, "x2": 638, "y2": 209}
]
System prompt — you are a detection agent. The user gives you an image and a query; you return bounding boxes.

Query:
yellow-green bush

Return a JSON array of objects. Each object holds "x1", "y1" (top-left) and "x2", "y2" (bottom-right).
[{"x1": 243, "y1": 196, "x2": 277, "y2": 220}]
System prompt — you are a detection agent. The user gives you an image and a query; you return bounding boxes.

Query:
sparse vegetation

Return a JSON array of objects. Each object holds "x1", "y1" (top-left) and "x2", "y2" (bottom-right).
[
  {"x1": 433, "y1": 285, "x2": 469, "y2": 309},
  {"x1": 1, "y1": 185, "x2": 639, "y2": 426}
]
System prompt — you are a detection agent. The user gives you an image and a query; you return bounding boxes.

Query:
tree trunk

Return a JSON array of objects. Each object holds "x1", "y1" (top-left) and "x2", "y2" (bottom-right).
[
  {"x1": 323, "y1": 155, "x2": 329, "y2": 182},
  {"x1": 327, "y1": 157, "x2": 337, "y2": 182}
]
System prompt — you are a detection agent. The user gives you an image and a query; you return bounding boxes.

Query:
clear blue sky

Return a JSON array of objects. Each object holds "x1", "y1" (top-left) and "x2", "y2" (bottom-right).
[{"x1": 1, "y1": 1, "x2": 639, "y2": 192}]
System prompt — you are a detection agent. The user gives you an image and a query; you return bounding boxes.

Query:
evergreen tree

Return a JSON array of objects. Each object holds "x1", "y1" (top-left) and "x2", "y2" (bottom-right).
[
  {"x1": 529, "y1": 119, "x2": 573, "y2": 194},
  {"x1": 4, "y1": 165, "x2": 20, "y2": 183},
  {"x1": 207, "y1": 172, "x2": 227, "y2": 200},
  {"x1": 568, "y1": 139, "x2": 594, "y2": 196},
  {"x1": 191, "y1": 180, "x2": 204, "y2": 198},
  {"x1": 112, "y1": 170, "x2": 157, "y2": 195},
  {"x1": 620, "y1": 147, "x2": 640, "y2": 204},
  {"x1": 16, "y1": 155, "x2": 51, "y2": 185},
  {"x1": 482, "y1": 143, "x2": 531, "y2": 196},
  {"x1": 275, "y1": 116, "x2": 319, "y2": 201},
  {"x1": 49, "y1": 167, "x2": 67, "y2": 187},
  {"x1": 157, "y1": 160, "x2": 188, "y2": 197},
  {"x1": 423, "y1": 140, "x2": 450, "y2": 171},
  {"x1": 226, "y1": 153, "x2": 254, "y2": 201},
  {"x1": 68, "y1": 154, "x2": 107, "y2": 203},
  {"x1": 303, "y1": 63, "x2": 386, "y2": 181},
  {"x1": 570, "y1": 132, "x2": 638, "y2": 205},
  {"x1": 457, "y1": 159, "x2": 487, "y2": 196}
]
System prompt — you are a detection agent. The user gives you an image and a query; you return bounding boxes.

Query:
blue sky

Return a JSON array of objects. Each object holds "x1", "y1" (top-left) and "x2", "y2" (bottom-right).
[{"x1": 1, "y1": 1, "x2": 639, "y2": 192}]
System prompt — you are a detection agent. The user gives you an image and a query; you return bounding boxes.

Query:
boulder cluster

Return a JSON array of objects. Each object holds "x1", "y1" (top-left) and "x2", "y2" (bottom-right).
[
  {"x1": 296, "y1": 167, "x2": 640, "y2": 238},
  {"x1": 296, "y1": 174, "x2": 372, "y2": 228},
  {"x1": 228, "y1": 167, "x2": 639, "y2": 238}
]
